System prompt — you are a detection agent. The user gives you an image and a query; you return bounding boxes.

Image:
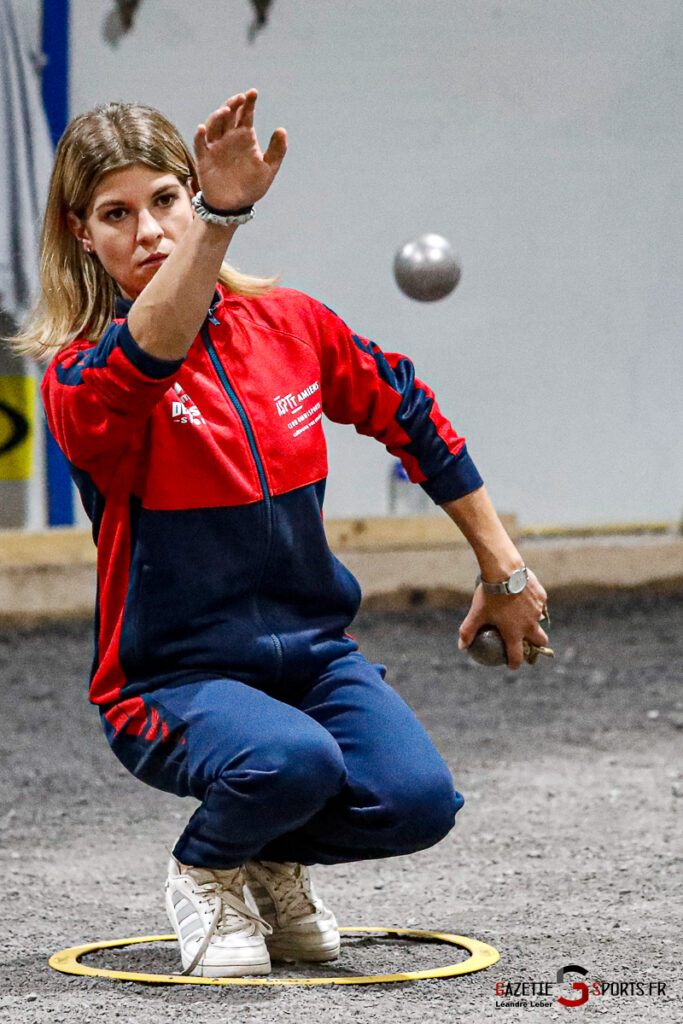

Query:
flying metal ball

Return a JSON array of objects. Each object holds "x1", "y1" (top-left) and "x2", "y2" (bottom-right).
[{"x1": 393, "y1": 233, "x2": 462, "y2": 302}]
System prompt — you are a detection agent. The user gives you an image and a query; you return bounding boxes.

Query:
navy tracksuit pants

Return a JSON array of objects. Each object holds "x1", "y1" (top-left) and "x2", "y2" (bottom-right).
[{"x1": 102, "y1": 651, "x2": 463, "y2": 868}]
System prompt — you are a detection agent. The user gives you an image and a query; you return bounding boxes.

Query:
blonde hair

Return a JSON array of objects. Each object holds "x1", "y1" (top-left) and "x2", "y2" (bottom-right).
[{"x1": 12, "y1": 102, "x2": 278, "y2": 361}]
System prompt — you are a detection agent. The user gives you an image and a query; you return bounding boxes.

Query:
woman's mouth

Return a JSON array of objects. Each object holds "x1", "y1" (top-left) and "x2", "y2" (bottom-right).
[{"x1": 141, "y1": 253, "x2": 168, "y2": 266}]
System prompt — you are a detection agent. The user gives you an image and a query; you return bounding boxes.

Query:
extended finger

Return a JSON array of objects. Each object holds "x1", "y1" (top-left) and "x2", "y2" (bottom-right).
[
  {"x1": 194, "y1": 124, "x2": 209, "y2": 159},
  {"x1": 225, "y1": 94, "x2": 248, "y2": 128},
  {"x1": 263, "y1": 128, "x2": 288, "y2": 168},
  {"x1": 207, "y1": 96, "x2": 246, "y2": 141},
  {"x1": 219, "y1": 93, "x2": 247, "y2": 128},
  {"x1": 222, "y1": 92, "x2": 248, "y2": 111},
  {"x1": 205, "y1": 105, "x2": 233, "y2": 143},
  {"x1": 235, "y1": 89, "x2": 258, "y2": 128}
]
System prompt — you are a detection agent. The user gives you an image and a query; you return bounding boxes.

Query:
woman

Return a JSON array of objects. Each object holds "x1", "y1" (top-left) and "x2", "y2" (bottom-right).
[{"x1": 17, "y1": 91, "x2": 549, "y2": 977}]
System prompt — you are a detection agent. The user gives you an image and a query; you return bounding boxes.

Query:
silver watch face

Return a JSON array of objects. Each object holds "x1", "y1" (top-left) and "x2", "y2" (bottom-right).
[{"x1": 508, "y1": 568, "x2": 527, "y2": 594}]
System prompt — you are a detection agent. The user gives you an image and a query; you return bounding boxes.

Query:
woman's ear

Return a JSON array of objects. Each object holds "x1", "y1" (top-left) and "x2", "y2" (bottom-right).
[
  {"x1": 67, "y1": 211, "x2": 95, "y2": 254},
  {"x1": 67, "y1": 211, "x2": 87, "y2": 242}
]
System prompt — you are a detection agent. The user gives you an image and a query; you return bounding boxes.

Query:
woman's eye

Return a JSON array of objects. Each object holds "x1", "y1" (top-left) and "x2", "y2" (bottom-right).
[
  {"x1": 104, "y1": 207, "x2": 127, "y2": 222},
  {"x1": 156, "y1": 192, "x2": 177, "y2": 208}
]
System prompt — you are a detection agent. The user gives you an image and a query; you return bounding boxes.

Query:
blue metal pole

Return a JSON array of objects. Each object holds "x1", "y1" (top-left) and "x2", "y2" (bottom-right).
[{"x1": 41, "y1": 0, "x2": 74, "y2": 525}]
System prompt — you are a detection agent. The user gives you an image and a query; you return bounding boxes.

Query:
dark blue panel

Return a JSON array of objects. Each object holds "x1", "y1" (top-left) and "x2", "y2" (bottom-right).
[
  {"x1": 114, "y1": 296, "x2": 134, "y2": 318},
  {"x1": 116, "y1": 484, "x2": 359, "y2": 694},
  {"x1": 420, "y1": 446, "x2": 483, "y2": 503},
  {"x1": 41, "y1": 0, "x2": 70, "y2": 145},
  {"x1": 42, "y1": 0, "x2": 72, "y2": 523},
  {"x1": 117, "y1": 320, "x2": 184, "y2": 379},
  {"x1": 67, "y1": 460, "x2": 105, "y2": 541},
  {"x1": 44, "y1": 425, "x2": 73, "y2": 526},
  {"x1": 67, "y1": 460, "x2": 105, "y2": 683}
]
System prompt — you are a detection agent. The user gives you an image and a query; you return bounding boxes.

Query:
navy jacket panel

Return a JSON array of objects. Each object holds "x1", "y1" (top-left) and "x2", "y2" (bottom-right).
[{"x1": 117, "y1": 484, "x2": 360, "y2": 694}]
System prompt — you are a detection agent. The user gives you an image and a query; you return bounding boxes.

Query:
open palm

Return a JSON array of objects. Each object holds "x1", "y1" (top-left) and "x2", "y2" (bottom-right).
[{"x1": 194, "y1": 90, "x2": 287, "y2": 211}]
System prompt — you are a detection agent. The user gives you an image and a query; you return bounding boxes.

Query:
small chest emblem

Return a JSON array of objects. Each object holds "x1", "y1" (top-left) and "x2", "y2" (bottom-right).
[
  {"x1": 171, "y1": 382, "x2": 205, "y2": 426},
  {"x1": 273, "y1": 381, "x2": 322, "y2": 437}
]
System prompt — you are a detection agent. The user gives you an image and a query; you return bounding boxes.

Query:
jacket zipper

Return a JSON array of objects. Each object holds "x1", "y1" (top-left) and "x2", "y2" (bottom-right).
[{"x1": 200, "y1": 318, "x2": 284, "y2": 674}]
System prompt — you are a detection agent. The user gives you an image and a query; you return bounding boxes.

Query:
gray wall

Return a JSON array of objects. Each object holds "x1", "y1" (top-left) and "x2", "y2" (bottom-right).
[{"x1": 59, "y1": 1, "x2": 683, "y2": 524}]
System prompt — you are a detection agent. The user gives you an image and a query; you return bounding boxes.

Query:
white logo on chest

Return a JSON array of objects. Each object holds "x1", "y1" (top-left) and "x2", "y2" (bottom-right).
[
  {"x1": 273, "y1": 380, "x2": 322, "y2": 437},
  {"x1": 171, "y1": 382, "x2": 205, "y2": 426}
]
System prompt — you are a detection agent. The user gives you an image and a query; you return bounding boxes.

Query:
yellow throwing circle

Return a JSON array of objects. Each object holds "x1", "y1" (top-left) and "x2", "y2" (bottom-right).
[{"x1": 49, "y1": 927, "x2": 500, "y2": 986}]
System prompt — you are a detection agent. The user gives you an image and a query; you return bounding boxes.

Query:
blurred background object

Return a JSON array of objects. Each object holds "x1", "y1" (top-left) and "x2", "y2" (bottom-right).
[
  {"x1": 248, "y1": 0, "x2": 274, "y2": 42},
  {"x1": 102, "y1": 0, "x2": 142, "y2": 46},
  {"x1": 0, "y1": 0, "x2": 53, "y2": 528}
]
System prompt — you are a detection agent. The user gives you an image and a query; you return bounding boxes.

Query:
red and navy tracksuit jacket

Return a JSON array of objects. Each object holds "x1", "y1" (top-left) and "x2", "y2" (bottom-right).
[{"x1": 42, "y1": 285, "x2": 483, "y2": 726}]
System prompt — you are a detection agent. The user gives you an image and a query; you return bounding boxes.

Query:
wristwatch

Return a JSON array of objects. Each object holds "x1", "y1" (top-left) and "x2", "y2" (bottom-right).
[{"x1": 476, "y1": 565, "x2": 529, "y2": 595}]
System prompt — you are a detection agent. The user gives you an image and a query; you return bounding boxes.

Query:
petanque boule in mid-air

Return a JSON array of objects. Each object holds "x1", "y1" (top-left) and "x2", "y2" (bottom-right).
[{"x1": 393, "y1": 233, "x2": 462, "y2": 301}]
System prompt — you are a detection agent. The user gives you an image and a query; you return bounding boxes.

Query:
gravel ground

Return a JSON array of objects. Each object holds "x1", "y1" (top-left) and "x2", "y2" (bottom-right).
[{"x1": 1, "y1": 590, "x2": 681, "y2": 1023}]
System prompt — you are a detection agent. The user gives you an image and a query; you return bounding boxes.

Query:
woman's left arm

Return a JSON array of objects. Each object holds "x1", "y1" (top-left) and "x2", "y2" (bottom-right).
[
  {"x1": 307, "y1": 297, "x2": 548, "y2": 667},
  {"x1": 441, "y1": 486, "x2": 549, "y2": 670}
]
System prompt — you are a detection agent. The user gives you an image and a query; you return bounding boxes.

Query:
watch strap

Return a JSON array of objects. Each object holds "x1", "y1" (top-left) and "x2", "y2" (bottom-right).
[{"x1": 476, "y1": 565, "x2": 528, "y2": 595}]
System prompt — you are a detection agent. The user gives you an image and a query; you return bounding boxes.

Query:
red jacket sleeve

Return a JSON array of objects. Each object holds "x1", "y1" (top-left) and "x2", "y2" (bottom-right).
[
  {"x1": 306, "y1": 296, "x2": 484, "y2": 504},
  {"x1": 41, "y1": 319, "x2": 183, "y2": 491}
]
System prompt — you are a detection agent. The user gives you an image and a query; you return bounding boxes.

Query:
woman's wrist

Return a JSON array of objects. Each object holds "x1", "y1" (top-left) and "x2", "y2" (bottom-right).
[
  {"x1": 192, "y1": 191, "x2": 254, "y2": 226},
  {"x1": 441, "y1": 487, "x2": 523, "y2": 582},
  {"x1": 474, "y1": 546, "x2": 525, "y2": 583}
]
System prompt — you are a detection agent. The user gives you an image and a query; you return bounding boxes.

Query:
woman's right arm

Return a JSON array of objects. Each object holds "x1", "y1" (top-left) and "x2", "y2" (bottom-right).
[
  {"x1": 128, "y1": 90, "x2": 286, "y2": 360},
  {"x1": 42, "y1": 92, "x2": 286, "y2": 482}
]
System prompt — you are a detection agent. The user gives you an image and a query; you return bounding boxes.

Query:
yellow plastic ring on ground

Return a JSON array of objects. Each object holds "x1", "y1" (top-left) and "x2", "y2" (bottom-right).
[{"x1": 49, "y1": 927, "x2": 500, "y2": 986}]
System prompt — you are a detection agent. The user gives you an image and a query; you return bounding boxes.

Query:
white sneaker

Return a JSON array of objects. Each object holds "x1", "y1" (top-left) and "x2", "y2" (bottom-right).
[
  {"x1": 164, "y1": 857, "x2": 272, "y2": 977},
  {"x1": 245, "y1": 861, "x2": 340, "y2": 962}
]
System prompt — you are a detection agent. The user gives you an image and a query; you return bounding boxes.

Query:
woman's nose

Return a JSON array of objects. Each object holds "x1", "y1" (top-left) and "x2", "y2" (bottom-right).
[{"x1": 136, "y1": 208, "x2": 163, "y2": 245}]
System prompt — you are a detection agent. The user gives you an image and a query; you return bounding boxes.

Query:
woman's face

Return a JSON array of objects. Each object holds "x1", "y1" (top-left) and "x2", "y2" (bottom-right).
[{"x1": 70, "y1": 163, "x2": 194, "y2": 299}]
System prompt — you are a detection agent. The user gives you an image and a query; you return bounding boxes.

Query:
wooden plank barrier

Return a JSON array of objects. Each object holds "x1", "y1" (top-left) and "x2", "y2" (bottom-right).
[
  {"x1": 324, "y1": 514, "x2": 519, "y2": 551},
  {"x1": 1, "y1": 518, "x2": 682, "y2": 622}
]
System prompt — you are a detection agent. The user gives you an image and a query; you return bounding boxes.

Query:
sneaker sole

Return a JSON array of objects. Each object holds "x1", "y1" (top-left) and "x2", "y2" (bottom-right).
[
  {"x1": 184, "y1": 957, "x2": 272, "y2": 978},
  {"x1": 267, "y1": 936, "x2": 341, "y2": 963}
]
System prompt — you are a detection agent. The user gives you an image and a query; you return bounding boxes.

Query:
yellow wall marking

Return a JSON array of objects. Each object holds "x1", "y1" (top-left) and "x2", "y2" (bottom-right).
[
  {"x1": 49, "y1": 927, "x2": 500, "y2": 986},
  {"x1": 0, "y1": 375, "x2": 34, "y2": 480}
]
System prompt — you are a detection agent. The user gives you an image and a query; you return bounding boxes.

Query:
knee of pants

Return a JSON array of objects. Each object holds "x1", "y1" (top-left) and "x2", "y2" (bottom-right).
[
  {"x1": 370, "y1": 764, "x2": 463, "y2": 852},
  {"x1": 216, "y1": 726, "x2": 348, "y2": 817}
]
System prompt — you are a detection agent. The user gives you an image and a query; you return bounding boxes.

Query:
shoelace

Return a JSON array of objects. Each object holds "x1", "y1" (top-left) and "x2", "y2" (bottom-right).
[
  {"x1": 263, "y1": 864, "x2": 317, "y2": 921},
  {"x1": 180, "y1": 872, "x2": 271, "y2": 977}
]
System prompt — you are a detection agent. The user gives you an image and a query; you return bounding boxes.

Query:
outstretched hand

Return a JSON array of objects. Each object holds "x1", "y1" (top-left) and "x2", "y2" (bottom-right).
[
  {"x1": 194, "y1": 90, "x2": 287, "y2": 212},
  {"x1": 458, "y1": 569, "x2": 549, "y2": 670}
]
